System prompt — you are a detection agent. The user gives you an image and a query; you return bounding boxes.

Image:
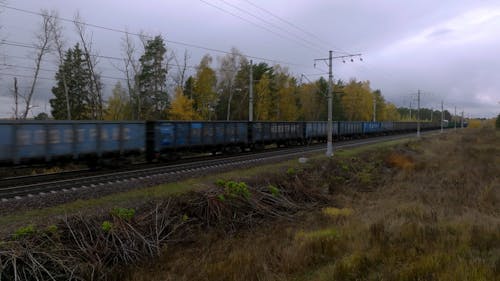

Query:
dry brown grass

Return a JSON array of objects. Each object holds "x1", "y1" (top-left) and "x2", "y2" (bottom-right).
[{"x1": 127, "y1": 129, "x2": 500, "y2": 281}]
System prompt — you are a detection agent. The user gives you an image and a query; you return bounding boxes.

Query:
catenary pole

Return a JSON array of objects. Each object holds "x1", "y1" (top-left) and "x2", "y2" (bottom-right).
[
  {"x1": 417, "y1": 90, "x2": 421, "y2": 137},
  {"x1": 314, "y1": 51, "x2": 362, "y2": 157},
  {"x1": 326, "y1": 50, "x2": 333, "y2": 157},
  {"x1": 461, "y1": 110, "x2": 464, "y2": 128},
  {"x1": 454, "y1": 106, "x2": 457, "y2": 131},
  {"x1": 441, "y1": 100, "x2": 444, "y2": 133},
  {"x1": 249, "y1": 60, "x2": 253, "y2": 122}
]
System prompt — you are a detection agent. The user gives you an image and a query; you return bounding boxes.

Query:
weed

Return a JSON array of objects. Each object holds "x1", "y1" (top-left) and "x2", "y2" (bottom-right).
[
  {"x1": 267, "y1": 185, "x2": 280, "y2": 196},
  {"x1": 101, "y1": 221, "x2": 113, "y2": 233},
  {"x1": 386, "y1": 152, "x2": 415, "y2": 170},
  {"x1": 322, "y1": 207, "x2": 353, "y2": 218},
  {"x1": 215, "y1": 179, "x2": 226, "y2": 187},
  {"x1": 111, "y1": 207, "x2": 135, "y2": 221},
  {"x1": 45, "y1": 224, "x2": 58, "y2": 235},
  {"x1": 223, "y1": 181, "x2": 251, "y2": 199},
  {"x1": 286, "y1": 167, "x2": 297, "y2": 176},
  {"x1": 340, "y1": 162, "x2": 350, "y2": 172},
  {"x1": 357, "y1": 170, "x2": 373, "y2": 185},
  {"x1": 296, "y1": 228, "x2": 340, "y2": 241},
  {"x1": 13, "y1": 224, "x2": 36, "y2": 239}
]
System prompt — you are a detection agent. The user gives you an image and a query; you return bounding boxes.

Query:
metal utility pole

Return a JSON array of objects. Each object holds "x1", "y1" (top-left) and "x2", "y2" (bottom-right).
[
  {"x1": 326, "y1": 51, "x2": 333, "y2": 157},
  {"x1": 461, "y1": 111, "x2": 464, "y2": 128},
  {"x1": 373, "y1": 94, "x2": 376, "y2": 122},
  {"x1": 417, "y1": 90, "x2": 421, "y2": 137},
  {"x1": 314, "y1": 51, "x2": 362, "y2": 157},
  {"x1": 430, "y1": 107, "x2": 433, "y2": 122},
  {"x1": 454, "y1": 106, "x2": 457, "y2": 131},
  {"x1": 249, "y1": 60, "x2": 253, "y2": 122},
  {"x1": 409, "y1": 101, "x2": 412, "y2": 120},
  {"x1": 440, "y1": 100, "x2": 444, "y2": 133},
  {"x1": 13, "y1": 77, "x2": 19, "y2": 120}
]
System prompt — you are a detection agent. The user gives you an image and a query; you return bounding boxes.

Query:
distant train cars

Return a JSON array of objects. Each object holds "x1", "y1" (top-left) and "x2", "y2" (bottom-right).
[{"x1": 0, "y1": 120, "x2": 442, "y2": 166}]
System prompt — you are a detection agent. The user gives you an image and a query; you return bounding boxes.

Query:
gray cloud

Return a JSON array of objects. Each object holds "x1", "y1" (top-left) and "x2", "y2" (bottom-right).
[{"x1": 0, "y1": 0, "x2": 499, "y2": 118}]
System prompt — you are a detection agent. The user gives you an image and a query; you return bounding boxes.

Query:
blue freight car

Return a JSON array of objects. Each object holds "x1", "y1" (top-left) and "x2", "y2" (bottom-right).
[
  {"x1": 381, "y1": 121, "x2": 395, "y2": 132},
  {"x1": 250, "y1": 122, "x2": 304, "y2": 146},
  {"x1": 362, "y1": 122, "x2": 383, "y2": 134},
  {"x1": 305, "y1": 121, "x2": 341, "y2": 141},
  {"x1": 0, "y1": 121, "x2": 145, "y2": 165},
  {"x1": 339, "y1": 121, "x2": 363, "y2": 136},
  {"x1": 152, "y1": 121, "x2": 248, "y2": 156}
]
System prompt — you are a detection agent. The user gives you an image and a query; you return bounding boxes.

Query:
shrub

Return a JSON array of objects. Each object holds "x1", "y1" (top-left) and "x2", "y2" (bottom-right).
[
  {"x1": 111, "y1": 207, "x2": 135, "y2": 221},
  {"x1": 215, "y1": 179, "x2": 226, "y2": 187},
  {"x1": 13, "y1": 224, "x2": 36, "y2": 239},
  {"x1": 268, "y1": 185, "x2": 280, "y2": 197},
  {"x1": 224, "y1": 181, "x2": 251, "y2": 199},
  {"x1": 286, "y1": 167, "x2": 297, "y2": 176},
  {"x1": 101, "y1": 221, "x2": 113, "y2": 233}
]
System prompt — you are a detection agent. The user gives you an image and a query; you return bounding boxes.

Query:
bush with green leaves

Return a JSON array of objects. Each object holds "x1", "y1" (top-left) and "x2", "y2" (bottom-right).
[
  {"x1": 111, "y1": 207, "x2": 136, "y2": 221},
  {"x1": 268, "y1": 185, "x2": 280, "y2": 197},
  {"x1": 101, "y1": 221, "x2": 113, "y2": 233},
  {"x1": 224, "y1": 181, "x2": 251, "y2": 199},
  {"x1": 13, "y1": 224, "x2": 36, "y2": 240}
]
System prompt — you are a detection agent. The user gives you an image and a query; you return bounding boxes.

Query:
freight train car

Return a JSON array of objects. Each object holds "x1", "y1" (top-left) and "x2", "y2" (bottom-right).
[
  {"x1": 0, "y1": 121, "x2": 145, "y2": 165},
  {"x1": 0, "y1": 120, "x2": 443, "y2": 167},
  {"x1": 250, "y1": 122, "x2": 304, "y2": 148},
  {"x1": 147, "y1": 121, "x2": 248, "y2": 160}
]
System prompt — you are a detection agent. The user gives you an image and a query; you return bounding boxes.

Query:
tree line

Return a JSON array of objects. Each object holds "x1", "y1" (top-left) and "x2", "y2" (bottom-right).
[
  {"x1": 2, "y1": 9, "x2": 452, "y2": 122},
  {"x1": 50, "y1": 34, "x2": 450, "y2": 122}
]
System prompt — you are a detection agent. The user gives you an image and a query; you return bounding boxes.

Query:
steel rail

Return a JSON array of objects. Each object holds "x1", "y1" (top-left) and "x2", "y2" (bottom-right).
[{"x1": 0, "y1": 131, "x2": 440, "y2": 200}]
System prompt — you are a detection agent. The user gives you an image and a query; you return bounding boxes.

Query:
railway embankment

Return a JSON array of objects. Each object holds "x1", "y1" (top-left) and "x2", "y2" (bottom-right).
[{"x1": 0, "y1": 129, "x2": 497, "y2": 280}]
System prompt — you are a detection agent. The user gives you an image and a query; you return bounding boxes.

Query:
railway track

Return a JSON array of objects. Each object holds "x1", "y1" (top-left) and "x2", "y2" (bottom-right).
[{"x1": 0, "y1": 131, "x2": 438, "y2": 200}]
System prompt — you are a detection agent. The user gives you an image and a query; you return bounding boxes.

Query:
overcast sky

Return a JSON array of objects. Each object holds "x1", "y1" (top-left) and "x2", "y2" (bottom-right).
[{"x1": 1, "y1": 0, "x2": 499, "y2": 118}]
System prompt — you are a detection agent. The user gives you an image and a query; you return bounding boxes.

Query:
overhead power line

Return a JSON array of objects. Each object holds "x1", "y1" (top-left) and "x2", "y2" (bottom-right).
[
  {"x1": 202, "y1": 0, "x2": 326, "y2": 54},
  {"x1": 241, "y1": 0, "x2": 351, "y2": 55},
  {"x1": 0, "y1": 3, "x2": 307, "y2": 67},
  {"x1": 0, "y1": 63, "x2": 129, "y2": 81},
  {"x1": 1, "y1": 40, "x2": 309, "y2": 76}
]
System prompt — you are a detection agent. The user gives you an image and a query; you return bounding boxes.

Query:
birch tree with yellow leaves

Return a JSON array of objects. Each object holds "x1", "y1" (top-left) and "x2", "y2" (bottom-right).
[
  {"x1": 168, "y1": 87, "x2": 200, "y2": 120},
  {"x1": 193, "y1": 55, "x2": 217, "y2": 120}
]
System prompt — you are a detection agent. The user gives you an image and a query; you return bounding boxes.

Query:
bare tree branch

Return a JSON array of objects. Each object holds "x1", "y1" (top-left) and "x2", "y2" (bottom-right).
[
  {"x1": 74, "y1": 11, "x2": 103, "y2": 120},
  {"x1": 48, "y1": 10, "x2": 72, "y2": 120},
  {"x1": 21, "y1": 9, "x2": 53, "y2": 119},
  {"x1": 121, "y1": 31, "x2": 141, "y2": 120},
  {"x1": 170, "y1": 49, "x2": 190, "y2": 90}
]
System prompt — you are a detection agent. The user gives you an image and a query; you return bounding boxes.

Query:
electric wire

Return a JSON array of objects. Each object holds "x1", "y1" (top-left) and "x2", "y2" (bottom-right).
[
  {"x1": 0, "y1": 3, "x2": 308, "y2": 67},
  {"x1": 210, "y1": 0, "x2": 327, "y2": 53},
  {"x1": 241, "y1": 0, "x2": 352, "y2": 55}
]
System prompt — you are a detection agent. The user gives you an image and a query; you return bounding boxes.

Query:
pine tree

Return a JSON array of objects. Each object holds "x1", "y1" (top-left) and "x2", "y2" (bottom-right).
[
  {"x1": 50, "y1": 44, "x2": 93, "y2": 120},
  {"x1": 136, "y1": 35, "x2": 169, "y2": 120}
]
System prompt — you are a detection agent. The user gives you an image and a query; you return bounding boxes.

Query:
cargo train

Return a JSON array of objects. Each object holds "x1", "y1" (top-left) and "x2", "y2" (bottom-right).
[{"x1": 0, "y1": 120, "x2": 443, "y2": 166}]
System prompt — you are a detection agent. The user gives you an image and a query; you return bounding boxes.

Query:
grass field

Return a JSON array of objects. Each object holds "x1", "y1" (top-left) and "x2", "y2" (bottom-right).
[{"x1": 127, "y1": 129, "x2": 499, "y2": 281}]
